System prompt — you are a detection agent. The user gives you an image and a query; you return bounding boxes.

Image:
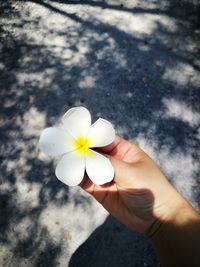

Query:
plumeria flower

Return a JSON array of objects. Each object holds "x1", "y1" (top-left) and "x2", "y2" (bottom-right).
[{"x1": 39, "y1": 107, "x2": 115, "y2": 186}]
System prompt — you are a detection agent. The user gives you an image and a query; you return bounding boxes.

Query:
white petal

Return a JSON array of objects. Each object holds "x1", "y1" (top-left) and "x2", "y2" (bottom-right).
[
  {"x1": 85, "y1": 150, "x2": 114, "y2": 185},
  {"x1": 39, "y1": 127, "x2": 74, "y2": 156},
  {"x1": 88, "y1": 118, "x2": 115, "y2": 147},
  {"x1": 62, "y1": 107, "x2": 91, "y2": 138},
  {"x1": 55, "y1": 151, "x2": 85, "y2": 186}
]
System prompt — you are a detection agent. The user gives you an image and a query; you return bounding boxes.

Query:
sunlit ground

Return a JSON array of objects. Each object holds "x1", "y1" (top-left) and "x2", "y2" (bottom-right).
[{"x1": 0, "y1": 0, "x2": 200, "y2": 266}]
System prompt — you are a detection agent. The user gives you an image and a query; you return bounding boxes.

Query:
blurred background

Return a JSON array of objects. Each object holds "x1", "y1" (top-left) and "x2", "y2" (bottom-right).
[{"x1": 0, "y1": 0, "x2": 200, "y2": 266}]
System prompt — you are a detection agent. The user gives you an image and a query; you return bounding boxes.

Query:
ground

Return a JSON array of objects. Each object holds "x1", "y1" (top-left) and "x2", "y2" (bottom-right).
[{"x1": 0, "y1": 1, "x2": 200, "y2": 267}]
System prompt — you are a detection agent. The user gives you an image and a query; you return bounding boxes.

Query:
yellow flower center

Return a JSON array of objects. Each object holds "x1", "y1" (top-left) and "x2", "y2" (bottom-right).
[{"x1": 73, "y1": 135, "x2": 91, "y2": 154}]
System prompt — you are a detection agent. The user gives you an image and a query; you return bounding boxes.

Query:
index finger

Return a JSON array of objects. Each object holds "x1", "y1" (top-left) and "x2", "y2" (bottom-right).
[{"x1": 98, "y1": 135, "x2": 122, "y2": 153}]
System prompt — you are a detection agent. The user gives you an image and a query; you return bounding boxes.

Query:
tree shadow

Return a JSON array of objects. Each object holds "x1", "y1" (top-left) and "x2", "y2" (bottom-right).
[
  {"x1": 29, "y1": 0, "x2": 200, "y2": 25},
  {"x1": 0, "y1": 0, "x2": 200, "y2": 266}
]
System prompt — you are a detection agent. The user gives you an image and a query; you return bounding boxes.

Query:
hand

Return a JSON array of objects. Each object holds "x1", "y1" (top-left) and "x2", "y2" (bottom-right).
[{"x1": 80, "y1": 136, "x2": 186, "y2": 234}]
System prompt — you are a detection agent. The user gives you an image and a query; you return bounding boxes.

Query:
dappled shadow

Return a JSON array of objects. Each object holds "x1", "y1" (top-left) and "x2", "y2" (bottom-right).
[
  {"x1": 69, "y1": 216, "x2": 159, "y2": 267},
  {"x1": 0, "y1": 0, "x2": 200, "y2": 266}
]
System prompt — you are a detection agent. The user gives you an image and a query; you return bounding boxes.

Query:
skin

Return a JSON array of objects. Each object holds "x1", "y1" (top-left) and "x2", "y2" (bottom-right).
[
  {"x1": 79, "y1": 136, "x2": 200, "y2": 267},
  {"x1": 80, "y1": 135, "x2": 182, "y2": 233}
]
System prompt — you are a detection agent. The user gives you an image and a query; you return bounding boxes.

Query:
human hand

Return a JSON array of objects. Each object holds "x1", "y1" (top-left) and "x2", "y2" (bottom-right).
[{"x1": 80, "y1": 136, "x2": 187, "y2": 234}]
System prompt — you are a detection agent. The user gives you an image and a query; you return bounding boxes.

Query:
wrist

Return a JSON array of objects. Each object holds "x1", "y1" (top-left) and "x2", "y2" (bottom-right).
[
  {"x1": 147, "y1": 194, "x2": 200, "y2": 267},
  {"x1": 148, "y1": 194, "x2": 200, "y2": 241},
  {"x1": 144, "y1": 186, "x2": 184, "y2": 237}
]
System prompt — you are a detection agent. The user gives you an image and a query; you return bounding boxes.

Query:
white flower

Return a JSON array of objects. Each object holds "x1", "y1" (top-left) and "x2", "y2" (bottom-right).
[{"x1": 39, "y1": 107, "x2": 115, "y2": 186}]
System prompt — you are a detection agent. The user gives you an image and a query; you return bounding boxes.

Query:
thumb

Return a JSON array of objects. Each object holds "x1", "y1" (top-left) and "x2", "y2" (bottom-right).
[{"x1": 79, "y1": 156, "x2": 134, "y2": 194}]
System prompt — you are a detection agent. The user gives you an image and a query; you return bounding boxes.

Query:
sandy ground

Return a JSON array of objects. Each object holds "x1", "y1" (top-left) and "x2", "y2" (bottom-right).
[{"x1": 0, "y1": 1, "x2": 200, "y2": 266}]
